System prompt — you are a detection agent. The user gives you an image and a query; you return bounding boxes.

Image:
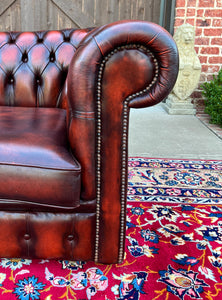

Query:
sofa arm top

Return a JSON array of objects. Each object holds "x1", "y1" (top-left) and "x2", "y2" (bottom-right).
[{"x1": 67, "y1": 20, "x2": 179, "y2": 110}]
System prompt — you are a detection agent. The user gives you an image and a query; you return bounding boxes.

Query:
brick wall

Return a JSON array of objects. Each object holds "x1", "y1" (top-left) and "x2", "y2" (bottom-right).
[{"x1": 174, "y1": 0, "x2": 222, "y2": 112}]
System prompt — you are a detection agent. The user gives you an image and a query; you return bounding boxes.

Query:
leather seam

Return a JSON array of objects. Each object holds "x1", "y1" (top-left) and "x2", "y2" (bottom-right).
[
  {"x1": 71, "y1": 110, "x2": 95, "y2": 120},
  {"x1": 0, "y1": 198, "x2": 80, "y2": 210},
  {"x1": 0, "y1": 162, "x2": 81, "y2": 172}
]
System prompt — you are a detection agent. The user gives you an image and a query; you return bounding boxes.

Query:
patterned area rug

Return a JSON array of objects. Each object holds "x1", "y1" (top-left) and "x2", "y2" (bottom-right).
[{"x1": 0, "y1": 157, "x2": 222, "y2": 300}]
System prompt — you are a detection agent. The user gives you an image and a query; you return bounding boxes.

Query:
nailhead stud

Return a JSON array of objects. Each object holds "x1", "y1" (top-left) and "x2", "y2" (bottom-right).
[
  {"x1": 95, "y1": 43, "x2": 159, "y2": 262},
  {"x1": 67, "y1": 234, "x2": 74, "y2": 241},
  {"x1": 24, "y1": 234, "x2": 31, "y2": 240}
]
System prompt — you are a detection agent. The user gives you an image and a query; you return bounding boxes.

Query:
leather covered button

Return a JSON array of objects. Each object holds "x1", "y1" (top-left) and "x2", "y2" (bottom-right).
[
  {"x1": 22, "y1": 53, "x2": 28, "y2": 63},
  {"x1": 49, "y1": 52, "x2": 55, "y2": 62},
  {"x1": 8, "y1": 76, "x2": 14, "y2": 84},
  {"x1": 64, "y1": 36, "x2": 70, "y2": 42},
  {"x1": 36, "y1": 77, "x2": 41, "y2": 85},
  {"x1": 24, "y1": 234, "x2": 31, "y2": 240},
  {"x1": 67, "y1": 234, "x2": 74, "y2": 241}
]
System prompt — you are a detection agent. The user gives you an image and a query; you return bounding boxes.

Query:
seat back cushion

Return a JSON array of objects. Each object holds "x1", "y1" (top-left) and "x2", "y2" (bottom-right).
[{"x1": 0, "y1": 29, "x2": 91, "y2": 108}]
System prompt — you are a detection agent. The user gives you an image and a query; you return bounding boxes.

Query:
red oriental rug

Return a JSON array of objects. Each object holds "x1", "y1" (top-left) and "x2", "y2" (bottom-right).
[{"x1": 0, "y1": 157, "x2": 222, "y2": 300}]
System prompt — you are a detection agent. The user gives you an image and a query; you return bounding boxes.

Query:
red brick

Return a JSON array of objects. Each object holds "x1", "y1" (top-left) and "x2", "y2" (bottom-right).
[
  {"x1": 195, "y1": 37, "x2": 210, "y2": 45},
  {"x1": 199, "y1": 0, "x2": 214, "y2": 7},
  {"x1": 176, "y1": 8, "x2": 185, "y2": 17},
  {"x1": 212, "y1": 19, "x2": 222, "y2": 27},
  {"x1": 196, "y1": 18, "x2": 211, "y2": 27},
  {"x1": 195, "y1": 28, "x2": 203, "y2": 36},
  {"x1": 201, "y1": 64, "x2": 220, "y2": 73},
  {"x1": 204, "y1": 28, "x2": 222, "y2": 36},
  {"x1": 200, "y1": 47, "x2": 220, "y2": 55},
  {"x1": 176, "y1": 0, "x2": 186, "y2": 7},
  {"x1": 211, "y1": 38, "x2": 222, "y2": 45},
  {"x1": 192, "y1": 91, "x2": 203, "y2": 98},
  {"x1": 195, "y1": 97, "x2": 204, "y2": 104},
  {"x1": 201, "y1": 65, "x2": 208, "y2": 72},
  {"x1": 199, "y1": 55, "x2": 208, "y2": 63},
  {"x1": 195, "y1": 100, "x2": 205, "y2": 113},
  {"x1": 187, "y1": 8, "x2": 196, "y2": 17},
  {"x1": 200, "y1": 74, "x2": 207, "y2": 82},
  {"x1": 186, "y1": 18, "x2": 195, "y2": 26},
  {"x1": 216, "y1": 0, "x2": 222, "y2": 7},
  {"x1": 209, "y1": 65, "x2": 221, "y2": 73},
  {"x1": 208, "y1": 56, "x2": 222, "y2": 64},
  {"x1": 207, "y1": 74, "x2": 215, "y2": 81},
  {"x1": 187, "y1": 0, "x2": 197, "y2": 7},
  {"x1": 197, "y1": 9, "x2": 204, "y2": 17},
  {"x1": 194, "y1": 46, "x2": 199, "y2": 54},
  {"x1": 174, "y1": 18, "x2": 184, "y2": 27},
  {"x1": 205, "y1": 9, "x2": 222, "y2": 17}
]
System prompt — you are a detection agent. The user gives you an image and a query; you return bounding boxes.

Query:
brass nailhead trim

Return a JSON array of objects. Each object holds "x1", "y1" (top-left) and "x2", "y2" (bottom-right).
[{"x1": 94, "y1": 44, "x2": 159, "y2": 263}]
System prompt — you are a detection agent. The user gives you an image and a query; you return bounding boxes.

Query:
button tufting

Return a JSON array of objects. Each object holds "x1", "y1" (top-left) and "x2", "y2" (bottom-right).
[
  {"x1": 63, "y1": 35, "x2": 70, "y2": 42},
  {"x1": 9, "y1": 38, "x2": 15, "y2": 44},
  {"x1": 36, "y1": 76, "x2": 42, "y2": 85},
  {"x1": 8, "y1": 76, "x2": 14, "y2": 84},
  {"x1": 49, "y1": 52, "x2": 55, "y2": 62},
  {"x1": 22, "y1": 53, "x2": 28, "y2": 63},
  {"x1": 67, "y1": 234, "x2": 74, "y2": 241},
  {"x1": 37, "y1": 37, "x2": 43, "y2": 43},
  {"x1": 24, "y1": 234, "x2": 31, "y2": 240}
]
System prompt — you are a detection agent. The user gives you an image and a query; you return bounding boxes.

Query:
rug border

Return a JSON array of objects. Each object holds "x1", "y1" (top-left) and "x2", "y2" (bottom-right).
[{"x1": 129, "y1": 156, "x2": 222, "y2": 162}]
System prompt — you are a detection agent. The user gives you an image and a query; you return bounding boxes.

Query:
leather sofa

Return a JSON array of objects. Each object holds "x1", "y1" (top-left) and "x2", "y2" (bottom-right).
[{"x1": 0, "y1": 20, "x2": 178, "y2": 264}]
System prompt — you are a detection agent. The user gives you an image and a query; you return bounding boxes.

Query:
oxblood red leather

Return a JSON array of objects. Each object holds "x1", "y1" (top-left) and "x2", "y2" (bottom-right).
[
  {"x1": 0, "y1": 20, "x2": 178, "y2": 263},
  {"x1": 0, "y1": 106, "x2": 81, "y2": 210},
  {"x1": 0, "y1": 29, "x2": 90, "y2": 108}
]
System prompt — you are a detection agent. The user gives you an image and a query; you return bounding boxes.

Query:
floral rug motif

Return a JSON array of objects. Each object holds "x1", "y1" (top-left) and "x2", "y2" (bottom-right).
[
  {"x1": 0, "y1": 158, "x2": 221, "y2": 300},
  {"x1": 128, "y1": 158, "x2": 222, "y2": 204}
]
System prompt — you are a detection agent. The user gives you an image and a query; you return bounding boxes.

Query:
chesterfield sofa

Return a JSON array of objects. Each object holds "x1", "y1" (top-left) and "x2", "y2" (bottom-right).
[{"x1": 0, "y1": 20, "x2": 178, "y2": 264}]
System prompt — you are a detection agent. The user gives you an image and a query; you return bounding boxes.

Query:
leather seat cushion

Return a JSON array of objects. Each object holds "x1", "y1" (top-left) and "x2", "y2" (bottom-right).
[{"x1": 0, "y1": 106, "x2": 81, "y2": 211}]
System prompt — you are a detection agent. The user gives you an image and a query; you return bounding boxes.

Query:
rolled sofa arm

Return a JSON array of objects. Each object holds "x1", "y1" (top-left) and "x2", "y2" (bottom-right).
[{"x1": 67, "y1": 20, "x2": 179, "y2": 263}]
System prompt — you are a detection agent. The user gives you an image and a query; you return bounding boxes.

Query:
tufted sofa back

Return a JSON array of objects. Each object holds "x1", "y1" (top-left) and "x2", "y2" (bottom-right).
[{"x1": 0, "y1": 28, "x2": 91, "y2": 108}]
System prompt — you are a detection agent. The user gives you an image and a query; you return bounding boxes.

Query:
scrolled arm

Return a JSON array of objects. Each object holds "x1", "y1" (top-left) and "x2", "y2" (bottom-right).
[
  {"x1": 67, "y1": 20, "x2": 178, "y2": 263},
  {"x1": 92, "y1": 20, "x2": 178, "y2": 108}
]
